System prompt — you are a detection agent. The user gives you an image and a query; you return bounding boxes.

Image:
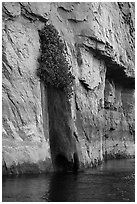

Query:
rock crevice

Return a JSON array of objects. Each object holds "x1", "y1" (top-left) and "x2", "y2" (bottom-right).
[{"x1": 2, "y1": 2, "x2": 135, "y2": 174}]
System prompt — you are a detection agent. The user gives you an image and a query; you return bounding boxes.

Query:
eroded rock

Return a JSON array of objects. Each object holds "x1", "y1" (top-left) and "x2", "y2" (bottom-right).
[{"x1": 2, "y1": 2, "x2": 135, "y2": 174}]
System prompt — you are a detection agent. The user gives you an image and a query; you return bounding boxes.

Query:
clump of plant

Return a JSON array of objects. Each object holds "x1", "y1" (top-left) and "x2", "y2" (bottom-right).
[{"x1": 37, "y1": 24, "x2": 74, "y2": 98}]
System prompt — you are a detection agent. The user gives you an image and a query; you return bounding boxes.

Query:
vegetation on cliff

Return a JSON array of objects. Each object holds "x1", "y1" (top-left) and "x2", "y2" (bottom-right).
[{"x1": 37, "y1": 24, "x2": 74, "y2": 98}]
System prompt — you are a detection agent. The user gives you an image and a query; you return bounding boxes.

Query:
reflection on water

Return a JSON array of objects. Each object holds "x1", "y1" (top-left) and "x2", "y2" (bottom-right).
[
  {"x1": 47, "y1": 172, "x2": 79, "y2": 202},
  {"x1": 2, "y1": 159, "x2": 135, "y2": 202}
]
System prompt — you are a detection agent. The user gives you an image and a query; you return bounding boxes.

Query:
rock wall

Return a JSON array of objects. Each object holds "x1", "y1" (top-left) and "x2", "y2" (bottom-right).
[{"x1": 2, "y1": 2, "x2": 135, "y2": 174}]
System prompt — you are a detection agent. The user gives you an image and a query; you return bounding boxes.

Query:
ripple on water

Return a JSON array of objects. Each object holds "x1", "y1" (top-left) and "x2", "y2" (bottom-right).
[{"x1": 2, "y1": 159, "x2": 135, "y2": 202}]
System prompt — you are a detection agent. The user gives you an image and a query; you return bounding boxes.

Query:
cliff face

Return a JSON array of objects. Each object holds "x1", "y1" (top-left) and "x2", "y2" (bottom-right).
[{"x1": 2, "y1": 2, "x2": 135, "y2": 174}]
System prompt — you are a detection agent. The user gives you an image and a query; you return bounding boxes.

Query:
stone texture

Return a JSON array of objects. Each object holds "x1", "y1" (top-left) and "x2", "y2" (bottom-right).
[
  {"x1": 2, "y1": 2, "x2": 135, "y2": 174},
  {"x1": 2, "y1": 4, "x2": 52, "y2": 174}
]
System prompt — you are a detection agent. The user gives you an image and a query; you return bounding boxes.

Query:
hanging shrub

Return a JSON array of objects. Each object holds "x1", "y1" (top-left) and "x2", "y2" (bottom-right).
[{"x1": 37, "y1": 24, "x2": 74, "y2": 98}]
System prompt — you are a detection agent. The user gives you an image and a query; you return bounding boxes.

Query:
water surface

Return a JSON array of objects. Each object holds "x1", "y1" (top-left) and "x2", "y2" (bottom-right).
[{"x1": 2, "y1": 159, "x2": 135, "y2": 202}]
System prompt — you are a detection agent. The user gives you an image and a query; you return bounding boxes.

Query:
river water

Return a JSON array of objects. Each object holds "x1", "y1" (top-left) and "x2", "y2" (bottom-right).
[{"x1": 2, "y1": 159, "x2": 135, "y2": 202}]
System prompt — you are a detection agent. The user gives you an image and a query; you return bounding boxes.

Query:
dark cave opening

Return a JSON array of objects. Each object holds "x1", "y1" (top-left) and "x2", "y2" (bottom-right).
[
  {"x1": 106, "y1": 68, "x2": 135, "y2": 89},
  {"x1": 55, "y1": 153, "x2": 79, "y2": 172},
  {"x1": 55, "y1": 154, "x2": 72, "y2": 172},
  {"x1": 73, "y1": 153, "x2": 79, "y2": 172}
]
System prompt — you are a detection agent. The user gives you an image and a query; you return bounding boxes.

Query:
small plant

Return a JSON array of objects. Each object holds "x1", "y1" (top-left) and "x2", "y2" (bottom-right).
[{"x1": 37, "y1": 24, "x2": 74, "y2": 98}]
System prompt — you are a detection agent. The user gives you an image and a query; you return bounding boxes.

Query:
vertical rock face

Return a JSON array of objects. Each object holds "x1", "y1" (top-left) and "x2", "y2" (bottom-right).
[
  {"x1": 2, "y1": 2, "x2": 135, "y2": 174},
  {"x1": 2, "y1": 3, "x2": 52, "y2": 174}
]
